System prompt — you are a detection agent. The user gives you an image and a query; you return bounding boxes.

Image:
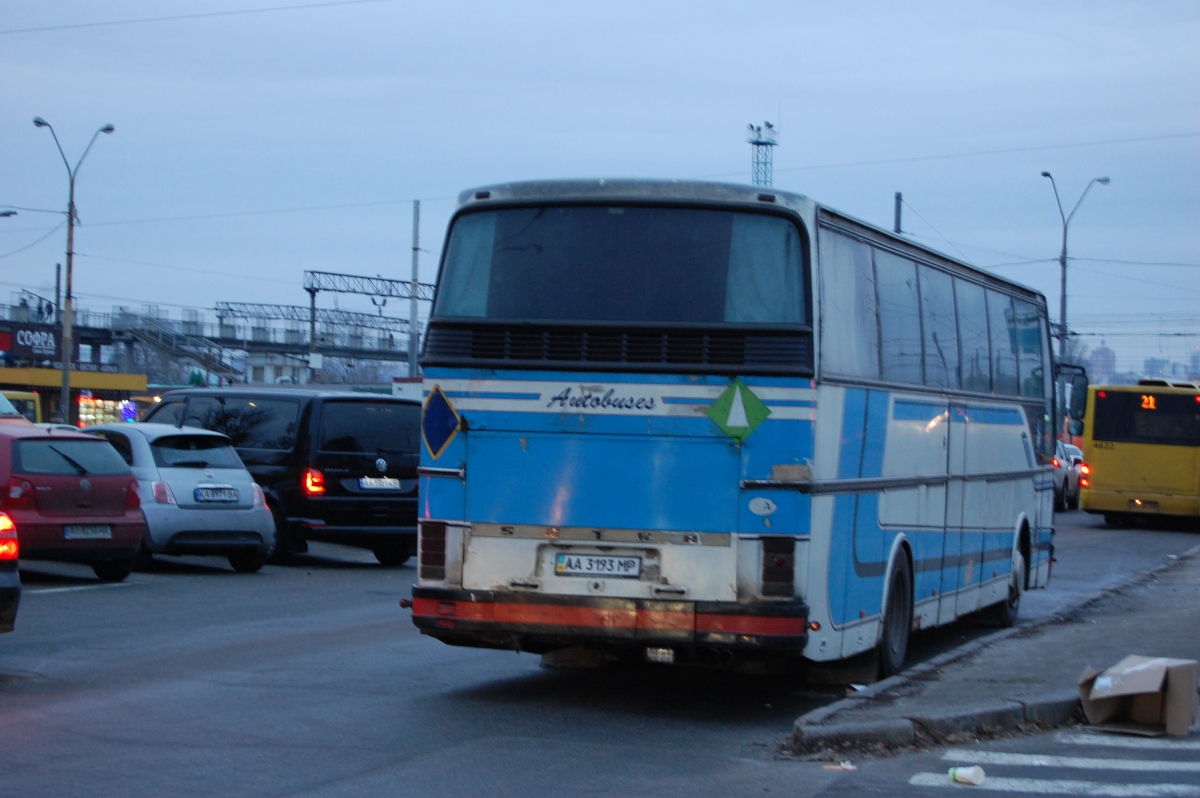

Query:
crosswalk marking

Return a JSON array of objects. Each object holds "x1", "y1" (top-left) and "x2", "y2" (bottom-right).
[
  {"x1": 909, "y1": 772, "x2": 1200, "y2": 796},
  {"x1": 942, "y1": 749, "x2": 1200, "y2": 773},
  {"x1": 1054, "y1": 732, "x2": 1200, "y2": 752}
]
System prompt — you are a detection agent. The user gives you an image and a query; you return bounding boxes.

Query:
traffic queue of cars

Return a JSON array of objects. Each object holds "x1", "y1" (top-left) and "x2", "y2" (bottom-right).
[
  {"x1": 0, "y1": 387, "x2": 421, "y2": 639},
  {"x1": 1053, "y1": 440, "x2": 1087, "y2": 512}
]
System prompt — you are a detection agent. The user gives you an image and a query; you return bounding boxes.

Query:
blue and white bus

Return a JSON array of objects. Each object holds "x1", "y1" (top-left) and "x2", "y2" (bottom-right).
[{"x1": 410, "y1": 180, "x2": 1058, "y2": 676}]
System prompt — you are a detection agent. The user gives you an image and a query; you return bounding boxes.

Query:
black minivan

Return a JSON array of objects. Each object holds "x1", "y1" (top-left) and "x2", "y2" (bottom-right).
[{"x1": 143, "y1": 388, "x2": 420, "y2": 565}]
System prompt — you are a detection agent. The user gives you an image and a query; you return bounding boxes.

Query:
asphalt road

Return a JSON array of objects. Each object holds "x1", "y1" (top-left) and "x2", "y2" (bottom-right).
[{"x1": 1, "y1": 510, "x2": 1195, "y2": 798}]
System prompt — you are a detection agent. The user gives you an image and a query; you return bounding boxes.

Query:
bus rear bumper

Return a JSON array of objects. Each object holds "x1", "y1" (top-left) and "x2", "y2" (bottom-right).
[
  {"x1": 1081, "y1": 489, "x2": 1199, "y2": 518},
  {"x1": 409, "y1": 586, "x2": 809, "y2": 654}
]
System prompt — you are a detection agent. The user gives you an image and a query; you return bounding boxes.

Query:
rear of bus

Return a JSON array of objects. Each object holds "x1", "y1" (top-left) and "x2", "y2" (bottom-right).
[
  {"x1": 411, "y1": 180, "x2": 815, "y2": 663},
  {"x1": 1080, "y1": 382, "x2": 1200, "y2": 522}
]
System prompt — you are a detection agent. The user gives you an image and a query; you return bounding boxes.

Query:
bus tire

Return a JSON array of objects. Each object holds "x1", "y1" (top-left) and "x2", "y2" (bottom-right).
[
  {"x1": 878, "y1": 554, "x2": 912, "y2": 678},
  {"x1": 984, "y1": 551, "x2": 1023, "y2": 628}
]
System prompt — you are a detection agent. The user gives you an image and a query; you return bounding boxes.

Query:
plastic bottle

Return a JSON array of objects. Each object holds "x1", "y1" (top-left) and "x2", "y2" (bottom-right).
[{"x1": 948, "y1": 766, "x2": 986, "y2": 785}]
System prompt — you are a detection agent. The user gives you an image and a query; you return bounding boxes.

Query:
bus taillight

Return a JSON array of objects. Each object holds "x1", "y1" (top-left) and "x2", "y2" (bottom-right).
[{"x1": 419, "y1": 522, "x2": 447, "y2": 581}]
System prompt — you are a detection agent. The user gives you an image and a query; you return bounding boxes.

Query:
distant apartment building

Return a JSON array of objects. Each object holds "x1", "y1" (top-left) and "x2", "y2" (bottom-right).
[{"x1": 1087, "y1": 341, "x2": 1117, "y2": 383}]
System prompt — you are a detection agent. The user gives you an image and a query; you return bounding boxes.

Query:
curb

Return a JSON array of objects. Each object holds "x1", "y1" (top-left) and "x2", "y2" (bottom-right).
[
  {"x1": 791, "y1": 545, "x2": 1199, "y2": 751},
  {"x1": 793, "y1": 691, "x2": 1082, "y2": 750}
]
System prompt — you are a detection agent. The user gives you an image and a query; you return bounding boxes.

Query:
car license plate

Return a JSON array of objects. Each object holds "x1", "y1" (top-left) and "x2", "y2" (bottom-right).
[
  {"x1": 555, "y1": 553, "x2": 642, "y2": 578},
  {"x1": 360, "y1": 477, "x2": 401, "y2": 490},
  {"x1": 63, "y1": 525, "x2": 112, "y2": 540},
  {"x1": 195, "y1": 487, "x2": 239, "y2": 502}
]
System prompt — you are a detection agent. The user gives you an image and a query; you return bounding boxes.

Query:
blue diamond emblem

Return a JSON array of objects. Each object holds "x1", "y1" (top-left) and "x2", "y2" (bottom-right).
[{"x1": 422, "y1": 384, "x2": 460, "y2": 460}]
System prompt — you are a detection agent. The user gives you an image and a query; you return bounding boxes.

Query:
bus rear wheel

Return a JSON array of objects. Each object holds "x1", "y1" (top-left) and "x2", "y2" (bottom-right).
[
  {"x1": 878, "y1": 555, "x2": 912, "y2": 678},
  {"x1": 983, "y1": 551, "x2": 1024, "y2": 628}
]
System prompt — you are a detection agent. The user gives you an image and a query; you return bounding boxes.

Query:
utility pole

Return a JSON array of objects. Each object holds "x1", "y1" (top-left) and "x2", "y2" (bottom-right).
[
  {"x1": 408, "y1": 200, "x2": 420, "y2": 379},
  {"x1": 894, "y1": 192, "x2": 902, "y2": 234}
]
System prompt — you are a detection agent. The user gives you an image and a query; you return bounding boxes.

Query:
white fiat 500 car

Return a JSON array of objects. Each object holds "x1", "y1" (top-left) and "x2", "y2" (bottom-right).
[{"x1": 85, "y1": 423, "x2": 275, "y2": 572}]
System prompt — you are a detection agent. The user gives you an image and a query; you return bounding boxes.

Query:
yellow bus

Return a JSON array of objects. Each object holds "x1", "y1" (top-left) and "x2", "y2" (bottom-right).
[
  {"x1": 1, "y1": 390, "x2": 41, "y2": 423},
  {"x1": 1080, "y1": 380, "x2": 1200, "y2": 525}
]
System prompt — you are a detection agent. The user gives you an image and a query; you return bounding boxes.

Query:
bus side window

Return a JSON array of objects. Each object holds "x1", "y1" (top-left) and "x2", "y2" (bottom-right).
[
  {"x1": 919, "y1": 265, "x2": 960, "y2": 389},
  {"x1": 875, "y1": 250, "x2": 923, "y2": 384},
  {"x1": 1014, "y1": 299, "x2": 1044, "y2": 399},
  {"x1": 956, "y1": 280, "x2": 990, "y2": 393},
  {"x1": 987, "y1": 291, "x2": 1019, "y2": 396},
  {"x1": 817, "y1": 228, "x2": 879, "y2": 379}
]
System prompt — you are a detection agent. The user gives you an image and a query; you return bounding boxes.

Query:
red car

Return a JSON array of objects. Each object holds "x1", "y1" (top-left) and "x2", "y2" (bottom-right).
[
  {"x1": 0, "y1": 426, "x2": 145, "y2": 581},
  {"x1": 0, "y1": 512, "x2": 18, "y2": 633}
]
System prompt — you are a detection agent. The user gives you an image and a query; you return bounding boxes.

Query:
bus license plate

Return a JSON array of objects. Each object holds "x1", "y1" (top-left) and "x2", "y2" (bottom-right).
[
  {"x1": 195, "y1": 487, "x2": 239, "y2": 502},
  {"x1": 64, "y1": 525, "x2": 112, "y2": 540},
  {"x1": 555, "y1": 553, "x2": 642, "y2": 578}
]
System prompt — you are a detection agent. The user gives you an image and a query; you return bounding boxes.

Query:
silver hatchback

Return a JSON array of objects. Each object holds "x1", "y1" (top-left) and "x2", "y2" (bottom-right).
[{"x1": 86, "y1": 423, "x2": 275, "y2": 572}]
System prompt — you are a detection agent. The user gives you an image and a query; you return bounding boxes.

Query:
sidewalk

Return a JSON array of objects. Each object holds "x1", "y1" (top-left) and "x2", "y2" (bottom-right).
[{"x1": 792, "y1": 544, "x2": 1200, "y2": 751}]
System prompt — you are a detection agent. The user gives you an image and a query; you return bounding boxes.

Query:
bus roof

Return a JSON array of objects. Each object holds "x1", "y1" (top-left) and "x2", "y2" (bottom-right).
[{"x1": 454, "y1": 178, "x2": 1047, "y2": 307}]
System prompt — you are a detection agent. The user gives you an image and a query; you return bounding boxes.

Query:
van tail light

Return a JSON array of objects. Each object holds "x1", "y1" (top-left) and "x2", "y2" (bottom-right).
[
  {"x1": 4, "y1": 478, "x2": 35, "y2": 510},
  {"x1": 252, "y1": 483, "x2": 265, "y2": 507},
  {"x1": 0, "y1": 513, "x2": 17, "y2": 561},
  {"x1": 126, "y1": 479, "x2": 141, "y2": 509},
  {"x1": 152, "y1": 481, "x2": 176, "y2": 505},
  {"x1": 303, "y1": 468, "x2": 325, "y2": 496}
]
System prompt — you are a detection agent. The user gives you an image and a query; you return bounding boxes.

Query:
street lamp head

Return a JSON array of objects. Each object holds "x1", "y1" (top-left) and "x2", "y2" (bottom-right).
[
  {"x1": 1097, "y1": 177, "x2": 1111, "y2": 185},
  {"x1": 1040, "y1": 171, "x2": 1052, "y2": 178},
  {"x1": 33, "y1": 116, "x2": 49, "y2": 128},
  {"x1": 100, "y1": 124, "x2": 115, "y2": 134},
  {"x1": 0, "y1": 210, "x2": 16, "y2": 218}
]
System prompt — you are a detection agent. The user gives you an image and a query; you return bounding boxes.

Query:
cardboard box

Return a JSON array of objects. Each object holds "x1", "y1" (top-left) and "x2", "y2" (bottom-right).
[{"x1": 1078, "y1": 655, "x2": 1200, "y2": 737}]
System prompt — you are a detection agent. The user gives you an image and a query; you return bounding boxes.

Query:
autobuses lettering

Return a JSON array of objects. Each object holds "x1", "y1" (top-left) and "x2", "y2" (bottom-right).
[{"x1": 546, "y1": 387, "x2": 657, "y2": 411}]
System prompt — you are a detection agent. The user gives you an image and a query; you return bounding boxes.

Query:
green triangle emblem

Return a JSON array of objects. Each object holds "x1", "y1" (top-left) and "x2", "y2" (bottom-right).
[{"x1": 707, "y1": 379, "x2": 771, "y2": 441}]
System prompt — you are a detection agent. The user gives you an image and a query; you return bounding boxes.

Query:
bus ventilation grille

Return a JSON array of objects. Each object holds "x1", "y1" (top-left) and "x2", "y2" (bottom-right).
[
  {"x1": 419, "y1": 522, "x2": 446, "y2": 581},
  {"x1": 424, "y1": 324, "x2": 813, "y2": 375},
  {"x1": 761, "y1": 536, "x2": 795, "y2": 598}
]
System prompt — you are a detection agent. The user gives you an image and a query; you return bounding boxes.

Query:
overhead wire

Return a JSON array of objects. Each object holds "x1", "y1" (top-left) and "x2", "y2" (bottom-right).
[
  {"x1": 0, "y1": 220, "x2": 66, "y2": 258},
  {"x1": 0, "y1": 0, "x2": 396, "y2": 36}
]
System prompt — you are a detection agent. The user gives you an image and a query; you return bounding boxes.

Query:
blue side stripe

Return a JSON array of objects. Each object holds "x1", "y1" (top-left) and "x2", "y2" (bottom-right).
[
  {"x1": 892, "y1": 400, "x2": 945, "y2": 422},
  {"x1": 838, "y1": 389, "x2": 868, "y2": 480},
  {"x1": 962, "y1": 407, "x2": 1024, "y2": 425},
  {"x1": 444, "y1": 391, "x2": 542, "y2": 401},
  {"x1": 861, "y1": 391, "x2": 889, "y2": 479}
]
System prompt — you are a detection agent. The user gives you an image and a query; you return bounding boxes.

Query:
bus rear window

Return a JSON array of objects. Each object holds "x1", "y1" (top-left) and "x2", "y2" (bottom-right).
[
  {"x1": 1093, "y1": 391, "x2": 1200, "y2": 446},
  {"x1": 434, "y1": 206, "x2": 807, "y2": 325}
]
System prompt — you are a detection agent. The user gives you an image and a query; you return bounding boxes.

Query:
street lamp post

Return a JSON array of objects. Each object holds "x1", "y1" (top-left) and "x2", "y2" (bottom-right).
[
  {"x1": 1040, "y1": 172, "x2": 1110, "y2": 364},
  {"x1": 33, "y1": 117, "x2": 114, "y2": 425},
  {"x1": 1042, "y1": 171, "x2": 1109, "y2": 439}
]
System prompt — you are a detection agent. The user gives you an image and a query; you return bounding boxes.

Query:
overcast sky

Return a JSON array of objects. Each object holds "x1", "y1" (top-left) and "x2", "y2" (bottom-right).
[{"x1": 2, "y1": 1, "x2": 1197, "y2": 371}]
